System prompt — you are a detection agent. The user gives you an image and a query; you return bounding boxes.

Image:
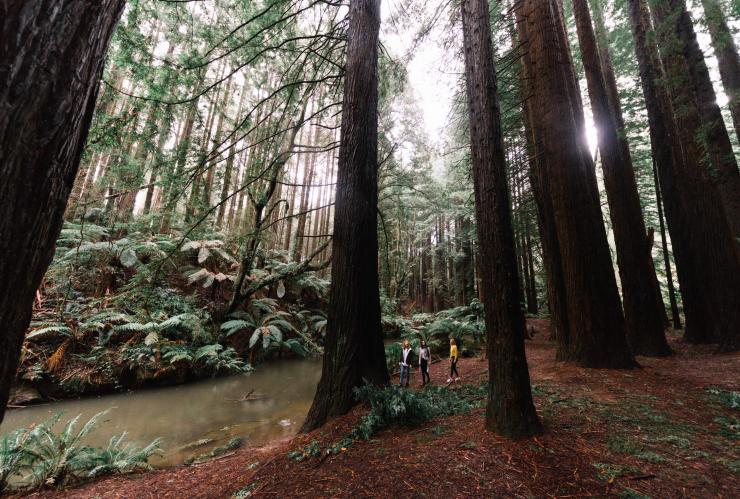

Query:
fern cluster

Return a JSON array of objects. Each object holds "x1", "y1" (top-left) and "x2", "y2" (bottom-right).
[
  {"x1": 20, "y1": 222, "x2": 329, "y2": 400},
  {"x1": 421, "y1": 299, "x2": 485, "y2": 345},
  {"x1": 219, "y1": 299, "x2": 326, "y2": 359},
  {"x1": 350, "y1": 382, "x2": 486, "y2": 440},
  {"x1": 0, "y1": 411, "x2": 160, "y2": 493}
]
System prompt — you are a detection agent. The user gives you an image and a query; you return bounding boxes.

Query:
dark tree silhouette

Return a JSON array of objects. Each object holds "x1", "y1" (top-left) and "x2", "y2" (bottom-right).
[
  {"x1": 0, "y1": 0, "x2": 125, "y2": 423},
  {"x1": 700, "y1": 0, "x2": 740, "y2": 143},
  {"x1": 571, "y1": 0, "x2": 670, "y2": 356},
  {"x1": 460, "y1": 0, "x2": 542, "y2": 438},
  {"x1": 517, "y1": 0, "x2": 635, "y2": 368},
  {"x1": 627, "y1": 0, "x2": 740, "y2": 352},
  {"x1": 301, "y1": 0, "x2": 389, "y2": 432}
]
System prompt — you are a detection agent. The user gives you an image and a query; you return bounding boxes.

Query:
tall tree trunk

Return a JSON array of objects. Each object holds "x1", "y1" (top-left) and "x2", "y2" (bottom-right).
[
  {"x1": 524, "y1": 222, "x2": 539, "y2": 314},
  {"x1": 515, "y1": 9, "x2": 570, "y2": 342},
  {"x1": 0, "y1": 0, "x2": 124, "y2": 424},
  {"x1": 302, "y1": 0, "x2": 388, "y2": 432},
  {"x1": 215, "y1": 87, "x2": 248, "y2": 229},
  {"x1": 293, "y1": 124, "x2": 320, "y2": 261},
  {"x1": 652, "y1": 0, "x2": 740, "y2": 247},
  {"x1": 700, "y1": 0, "x2": 740, "y2": 143},
  {"x1": 459, "y1": 217, "x2": 476, "y2": 305},
  {"x1": 201, "y1": 79, "x2": 233, "y2": 224},
  {"x1": 186, "y1": 79, "x2": 222, "y2": 224},
  {"x1": 433, "y1": 216, "x2": 447, "y2": 311},
  {"x1": 160, "y1": 97, "x2": 199, "y2": 233},
  {"x1": 628, "y1": 0, "x2": 740, "y2": 351},
  {"x1": 517, "y1": 0, "x2": 635, "y2": 368},
  {"x1": 653, "y1": 158, "x2": 682, "y2": 329},
  {"x1": 571, "y1": 0, "x2": 670, "y2": 356},
  {"x1": 461, "y1": 0, "x2": 542, "y2": 438}
]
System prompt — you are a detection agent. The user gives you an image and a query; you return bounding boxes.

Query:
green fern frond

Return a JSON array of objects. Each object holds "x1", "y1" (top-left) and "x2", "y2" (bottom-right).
[
  {"x1": 26, "y1": 325, "x2": 73, "y2": 341},
  {"x1": 113, "y1": 322, "x2": 157, "y2": 333}
]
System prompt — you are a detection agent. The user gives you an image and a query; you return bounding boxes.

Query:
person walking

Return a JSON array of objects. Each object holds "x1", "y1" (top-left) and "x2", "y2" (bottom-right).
[
  {"x1": 399, "y1": 340, "x2": 413, "y2": 387},
  {"x1": 447, "y1": 338, "x2": 460, "y2": 384},
  {"x1": 418, "y1": 340, "x2": 431, "y2": 386}
]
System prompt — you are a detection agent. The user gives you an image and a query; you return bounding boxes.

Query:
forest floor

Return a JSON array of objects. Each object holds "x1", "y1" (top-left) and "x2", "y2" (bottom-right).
[{"x1": 23, "y1": 319, "x2": 739, "y2": 498}]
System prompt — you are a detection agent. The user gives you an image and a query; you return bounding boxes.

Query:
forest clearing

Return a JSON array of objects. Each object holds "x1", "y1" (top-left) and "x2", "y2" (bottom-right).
[{"x1": 1, "y1": 0, "x2": 739, "y2": 497}]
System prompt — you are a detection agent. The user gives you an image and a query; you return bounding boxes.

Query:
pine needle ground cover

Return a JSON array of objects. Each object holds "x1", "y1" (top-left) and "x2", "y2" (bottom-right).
[{"x1": 26, "y1": 319, "x2": 739, "y2": 499}]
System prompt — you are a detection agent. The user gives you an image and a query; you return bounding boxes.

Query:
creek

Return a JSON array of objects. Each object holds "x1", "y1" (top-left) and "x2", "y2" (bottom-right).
[{"x1": 1, "y1": 359, "x2": 322, "y2": 467}]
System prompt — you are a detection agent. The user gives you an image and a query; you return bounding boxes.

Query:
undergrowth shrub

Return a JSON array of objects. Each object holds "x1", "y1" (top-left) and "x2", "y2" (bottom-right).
[{"x1": 348, "y1": 383, "x2": 485, "y2": 445}]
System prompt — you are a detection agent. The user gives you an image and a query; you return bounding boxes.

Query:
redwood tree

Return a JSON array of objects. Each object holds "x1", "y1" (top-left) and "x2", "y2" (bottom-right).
[
  {"x1": 651, "y1": 0, "x2": 740, "y2": 248},
  {"x1": 0, "y1": 0, "x2": 125, "y2": 423},
  {"x1": 627, "y1": 0, "x2": 740, "y2": 351},
  {"x1": 302, "y1": 0, "x2": 388, "y2": 432},
  {"x1": 517, "y1": 0, "x2": 635, "y2": 368},
  {"x1": 460, "y1": 0, "x2": 542, "y2": 438},
  {"x1": 517, "y1": 6, "x2": 571, "y2": 347},
  {"x1": 571, "y1": 0, "x2": 670, "y2": 356},
  {"x1": 700, "y1": 0, "x2": 740, "y2": 143}
]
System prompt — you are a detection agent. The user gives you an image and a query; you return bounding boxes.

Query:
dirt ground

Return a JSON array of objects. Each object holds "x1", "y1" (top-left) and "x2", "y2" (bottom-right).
[{"x1": 23, "y1": 319, "x2": 739, "y2": 498}]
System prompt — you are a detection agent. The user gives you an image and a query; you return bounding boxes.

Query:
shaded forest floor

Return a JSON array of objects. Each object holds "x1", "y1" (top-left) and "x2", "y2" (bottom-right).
[{"x1": 25, "y1": 319, "x2": 739, "y2": 498}]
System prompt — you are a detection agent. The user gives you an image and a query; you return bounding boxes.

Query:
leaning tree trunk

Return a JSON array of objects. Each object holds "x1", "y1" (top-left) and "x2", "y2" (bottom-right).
[
  {"x1": 513, "y1": 1, "x2": 570, "y2": 343},
  {"x1": 700, "y1": 0, "x2": 740, "y2": 144},
  {"x1": 641, "y1": 0, "x2": 740, "y2": 350},
  {"x1": 0, "y1": 0, "x2": 124, "y2": 423},
  {"x1": 460, "y1": 0, "x2": 542, "y2": 438},
  {"x1": 302, "y1": 0, "x2": 389, "y2": 432},
  {"x1": 652, "y1": 0, "x2": 740, "y2": 250},
  {"x1": 571, "y1": 0, "x2": 670, "y2": 356},
  {"x1": 517, "y1": 0, "x2": 635, "y2": 368}
]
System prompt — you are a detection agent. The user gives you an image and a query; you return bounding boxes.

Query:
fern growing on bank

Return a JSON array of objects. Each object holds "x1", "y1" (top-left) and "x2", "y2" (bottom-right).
[
  {"x1": 21, "y1": 222, "x2": 328, "y2": 398},
  {"x1": 0, "y1": 411, "x2": 161, "y2": 492}
]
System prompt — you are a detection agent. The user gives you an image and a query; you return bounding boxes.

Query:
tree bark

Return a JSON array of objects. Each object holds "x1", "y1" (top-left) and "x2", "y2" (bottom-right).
[
  {"x1": 517, "y1": 0, "x2": 635, "y2": 368},
  {"x1": 700, "y1": 0, "x2": 740, "y2": 144},
  {"x1": 515, "y1": 4, "x2": 570, "y2": 343},
  {"x1": 628, "y1": 0, "x2": 740, "y2": 351},
  {"x1": 571, "y1": 0, "x2": 670, "y2": 356},
  {"x1": 652, "y1": 0, "x2": 740, "y2": 249},
  {"x1": 0, "y1": 0, "x2": 124, "y2": 423},
  {"x1": 461, "y1": 0, "x2": 542, "y2": 437},
  {"x1": 302, "y1": 0, "x2": 389, "y2": 432},
  {"x1": 653, "y1": 157, "x2": 682, "y2": 329}
]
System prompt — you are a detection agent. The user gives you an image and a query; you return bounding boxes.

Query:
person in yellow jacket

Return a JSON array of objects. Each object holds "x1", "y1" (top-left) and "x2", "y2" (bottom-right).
[{"x1": 447, "y1": 338, "x2": 460, "y2": 383}]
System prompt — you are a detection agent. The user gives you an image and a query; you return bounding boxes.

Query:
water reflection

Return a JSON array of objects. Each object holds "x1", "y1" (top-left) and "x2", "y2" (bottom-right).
[{"x1": 1, "y1": 359, "x2": 321, "y2": 467}]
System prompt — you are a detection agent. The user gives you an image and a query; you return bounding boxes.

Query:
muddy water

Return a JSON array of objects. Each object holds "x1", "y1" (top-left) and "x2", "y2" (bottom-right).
[{"x1": 0, "y1": 359, "x2": 321, "y2": 467}]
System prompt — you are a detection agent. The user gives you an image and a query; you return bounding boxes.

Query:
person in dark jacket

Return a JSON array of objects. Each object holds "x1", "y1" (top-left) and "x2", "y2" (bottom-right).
[{"x1": 418, "y1": 340, "x2": 431, "y2": 386}]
